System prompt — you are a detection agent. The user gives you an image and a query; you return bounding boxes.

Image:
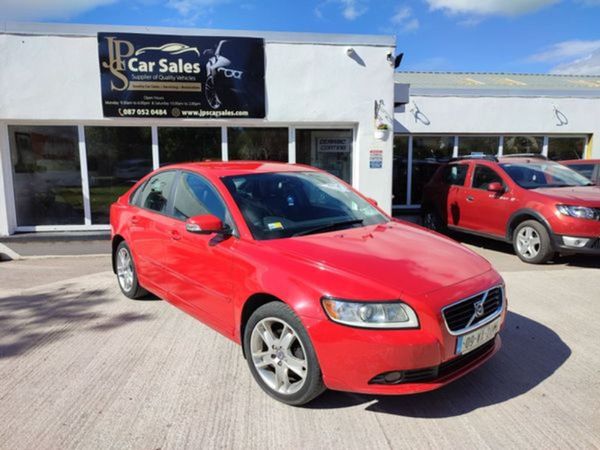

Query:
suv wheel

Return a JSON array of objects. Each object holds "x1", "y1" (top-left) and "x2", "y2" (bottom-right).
[
  {"x1": 422, "y1": 208, "x2": 445, "y2": 232},
  {"x1": 243, "y1": 302, "x2": 325, "y2": 406},
  {"x1": 513, "y1": 220, "x2": 554, "y2": 264}
]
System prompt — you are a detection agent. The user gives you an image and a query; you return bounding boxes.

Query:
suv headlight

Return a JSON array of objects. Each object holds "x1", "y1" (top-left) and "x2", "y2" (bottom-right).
[
  {"x1": 557, "y1": 205, "x2": 600, "y2": 220},
  {"x1": 321, "y1": 298, "x2": 419, "y2": 329}
]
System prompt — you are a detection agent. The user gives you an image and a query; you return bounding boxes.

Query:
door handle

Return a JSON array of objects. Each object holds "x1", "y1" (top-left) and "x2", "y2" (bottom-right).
[
  {"x1": 466, "y1": 196, "x2": 475, "y2": 202},
  {"x1": 170, "y1": 230, "x2": 182, "y2": 241},
  {"x1": 131, "y1": 215, "x2": 140, "y2": 224}
]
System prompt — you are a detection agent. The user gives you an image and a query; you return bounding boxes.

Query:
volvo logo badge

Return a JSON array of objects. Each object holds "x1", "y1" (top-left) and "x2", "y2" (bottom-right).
[{"x1": 473, "y1": 299, "x2": 485, "y2": 318}]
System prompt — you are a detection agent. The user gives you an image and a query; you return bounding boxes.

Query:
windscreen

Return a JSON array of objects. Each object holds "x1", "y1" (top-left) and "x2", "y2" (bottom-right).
[
  {"x1": 500, "y1": 161, "x2": 593, "y2": 189},
  {"x1": 222, "y1": 171, "x2": 388, "y2": 240}
]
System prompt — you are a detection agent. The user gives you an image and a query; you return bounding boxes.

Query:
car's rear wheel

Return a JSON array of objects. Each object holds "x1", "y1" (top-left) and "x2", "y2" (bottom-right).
[
  {"x1": 115, "y1": 241, "x2": 147, "y2": 299},
  {"x1": 243, "y1": 302, "x2": 325, "y2": 406},
  {"x1": 513, "y1": 220, "x2": 554, "y2": 264}
]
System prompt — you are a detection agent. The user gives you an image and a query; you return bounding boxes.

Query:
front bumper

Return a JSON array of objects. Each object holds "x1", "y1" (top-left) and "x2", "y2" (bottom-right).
[
  {"x1": 554, "y1": 235, "x2": 600, "y2": 255},
  {"x1": 303, "y1": 309, "x2": 505, "y2": 395}
]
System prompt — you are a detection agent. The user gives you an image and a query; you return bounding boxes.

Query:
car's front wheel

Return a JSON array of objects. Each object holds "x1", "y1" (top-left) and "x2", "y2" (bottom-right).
[
  {"x1": 243, "y1": 302, "x2": 325, "y2": 406},
  {"x1": 513, "y1": 220, "x2": 554, "y2": 264}
]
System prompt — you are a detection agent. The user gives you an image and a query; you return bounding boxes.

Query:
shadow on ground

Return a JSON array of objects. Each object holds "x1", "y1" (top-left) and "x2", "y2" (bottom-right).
[
  {"x1": 308, "y1": 311, "x2": 571, "y2": 417},
  {"x1": 449, "y1": 231, "x2": 600, "y2": 269},
  {"x1": 0, "y1": 285, "x2": 155, "y2": 359}
]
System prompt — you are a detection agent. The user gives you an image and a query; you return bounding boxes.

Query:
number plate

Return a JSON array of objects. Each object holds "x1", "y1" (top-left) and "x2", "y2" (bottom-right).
[{"x1": 456, "y1": 318, "x2": 501, "y2": 355}]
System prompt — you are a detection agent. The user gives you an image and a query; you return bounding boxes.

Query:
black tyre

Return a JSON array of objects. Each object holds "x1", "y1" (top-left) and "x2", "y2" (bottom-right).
[
  {"x1": 422, "y1": 207, "x2": 445, "y2": 233},
  {"x1": 513, "y1": 220, "x2": 554, "y2": 264},
  {"x1": 115, "y1": 241, "x2": 147, "y2": 299},
  {"x1": 243, "y1": 302, "x2": 326, "y2": 406}
]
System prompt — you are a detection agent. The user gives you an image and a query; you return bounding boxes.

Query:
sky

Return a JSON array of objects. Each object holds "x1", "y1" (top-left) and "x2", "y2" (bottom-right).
[{"x1": 1, "y1": 0, "x2": 600, "y2": 75}]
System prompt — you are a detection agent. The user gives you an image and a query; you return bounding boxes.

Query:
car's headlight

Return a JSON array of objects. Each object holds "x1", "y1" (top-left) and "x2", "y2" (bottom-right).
[
  {"x1": 557, "y1": 205, "x2": 600, "y2": 220},
  {"x1": 321, "y1": 298, "x2": 419, "y2": 329}
]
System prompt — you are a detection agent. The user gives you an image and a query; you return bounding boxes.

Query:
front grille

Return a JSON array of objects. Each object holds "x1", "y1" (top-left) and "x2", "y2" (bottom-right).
[
  {"x1": 369, "y1": 340, "x2": 496, "y2": 385},
  {"x1": 591, "y1": 238, "x2": 600, "y2": 249},
  {"x1": 443, "y1": 286, "x2": 503, "y2": 333}
]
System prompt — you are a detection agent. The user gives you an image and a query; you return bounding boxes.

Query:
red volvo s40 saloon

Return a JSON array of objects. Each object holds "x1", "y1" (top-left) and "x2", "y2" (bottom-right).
[{"x1": 110, "y1": 162, "x2": 506, "y2": 405}]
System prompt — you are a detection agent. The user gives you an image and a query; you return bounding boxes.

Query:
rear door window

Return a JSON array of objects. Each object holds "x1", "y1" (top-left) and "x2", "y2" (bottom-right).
[
  {"x1": 442, "y1": 164, "x2": 468, "y2": 186},
  {"x1": 138, "y1": 171, "x2": 176, "y2": 214}
]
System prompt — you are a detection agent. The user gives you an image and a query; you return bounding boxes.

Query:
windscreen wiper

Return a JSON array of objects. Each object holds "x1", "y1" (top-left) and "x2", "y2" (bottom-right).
[{"x1": 293, "y1": 219, "x2": 364, "y2": 237}]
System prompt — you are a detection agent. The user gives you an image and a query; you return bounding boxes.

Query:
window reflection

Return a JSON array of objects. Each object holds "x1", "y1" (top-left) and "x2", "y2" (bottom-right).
[
  {"x1": 458, "y1": 136, "x2": 499, "y2": 156},
  {"x1": 85, "y1": 126, "x2": 152, "y2": 224},
  {"x1": 392, "y1": 136, "x2": 408, "y2": 206},
  {"x1": 503, "y1": 136, "x2": 544, "y2": 155},
  {"x1": 158, "y1": 127, "x2": 221, "y2": 165},
  {"x1": 9, "y1": 126, "x2": 83, "y2": 226},
  {"x1": 411, "y1": 136, "x2": 454, "y2": 204},
  {"x1": 548, "y1": 137, "x2": 586, "y2": 161},
  {"x1": 296, "y1": 129, "x2": 353, "y2": 184},
  {"x1": 228, "y1": 127, "x2": 288, "y2": 161}
]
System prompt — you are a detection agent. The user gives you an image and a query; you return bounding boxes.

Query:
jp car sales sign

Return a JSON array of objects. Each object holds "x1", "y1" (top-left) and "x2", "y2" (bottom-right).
[{"x1": 97, "y1": 33, "x2": 265, "y2": 118}]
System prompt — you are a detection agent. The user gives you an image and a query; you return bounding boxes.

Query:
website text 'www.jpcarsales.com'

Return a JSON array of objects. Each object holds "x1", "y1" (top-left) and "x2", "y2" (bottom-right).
[{"x1": 182, "y1": 110, "x2": 250, "y2": 117}]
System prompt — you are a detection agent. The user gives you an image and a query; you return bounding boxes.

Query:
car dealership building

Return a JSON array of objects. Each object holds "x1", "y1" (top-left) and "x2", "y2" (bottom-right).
[{"x1": 1, "y1": 21, "x2": 599, "y2": 236}]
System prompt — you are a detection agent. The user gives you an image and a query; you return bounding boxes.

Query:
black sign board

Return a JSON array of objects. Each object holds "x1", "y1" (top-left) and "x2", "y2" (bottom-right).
[{"x1": 97, "y1": 32, "x2": 265, "y2": 118}]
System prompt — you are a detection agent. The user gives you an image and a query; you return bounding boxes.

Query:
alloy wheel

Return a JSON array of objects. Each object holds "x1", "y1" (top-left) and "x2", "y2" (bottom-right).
[
  {"x1": 116, "y1": 247, "x2": 134, "y2": 292},
  {"x1": 516, "y1": 226, "x2": 541, "y2": 259},
  {"x1": 250, "y1": 318, "x2": 308, "y2": 395}
]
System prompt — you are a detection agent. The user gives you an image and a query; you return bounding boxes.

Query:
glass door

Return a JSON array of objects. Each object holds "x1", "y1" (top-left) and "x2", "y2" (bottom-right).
[{"x1": 296, "y1": 129, "x2": 353, "y2": 184}]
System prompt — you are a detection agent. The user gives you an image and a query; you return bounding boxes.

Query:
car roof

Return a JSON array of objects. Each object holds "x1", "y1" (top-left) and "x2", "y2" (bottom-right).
[{"x1": 159, "y1": 161, "x2": 320, "y2": 177}]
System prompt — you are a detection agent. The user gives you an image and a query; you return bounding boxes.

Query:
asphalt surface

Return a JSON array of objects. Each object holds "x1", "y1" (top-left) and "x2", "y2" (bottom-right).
[{"x1": 0, "y1": 239, "x2": 599, "y2": 449}]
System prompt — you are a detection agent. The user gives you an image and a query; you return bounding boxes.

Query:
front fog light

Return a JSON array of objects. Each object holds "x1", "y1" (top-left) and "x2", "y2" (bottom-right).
[
  {"x1": 322, "y1": 298, "x2": 419, "y2": 329},
  {"x1": 562, "y1": 236, "x2": 590, "y2": 248}
]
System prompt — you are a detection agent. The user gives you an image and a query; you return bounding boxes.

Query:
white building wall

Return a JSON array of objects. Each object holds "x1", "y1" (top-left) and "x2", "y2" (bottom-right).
[
  {"x1": 395, "y1": 95, "x2": 600, "y2": 157},
  {"x1": 0, "y1": 31, "x2": 396, "y2": 235}
]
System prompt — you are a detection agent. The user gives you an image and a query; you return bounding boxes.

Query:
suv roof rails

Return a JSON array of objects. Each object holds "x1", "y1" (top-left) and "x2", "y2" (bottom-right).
[
  {"x1": 501, "y1": 153, "x2": 548, "y2": 160},
  {"x1": 448, "y1": 155, "x2": 499, "y2": 163}
]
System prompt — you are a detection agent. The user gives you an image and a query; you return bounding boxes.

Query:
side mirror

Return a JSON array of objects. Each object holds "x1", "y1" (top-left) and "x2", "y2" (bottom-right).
[
  {"x1": 366, "y1": 197, "x2": 378, "y2": 207},
  {"x1": 185, "y1": 214, "x2": 228, "y2": 235},
  {"x1": 487, "y1": 182, "x2": 504, "y2": 193}
]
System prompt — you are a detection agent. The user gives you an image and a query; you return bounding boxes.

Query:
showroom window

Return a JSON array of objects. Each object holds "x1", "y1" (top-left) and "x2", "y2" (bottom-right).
[
  {"x1": 9, "y1": 125, "x2": 83, "y2": 226},
  {"x1": 85, "y1": 126, "x2": 152, "y2": 224},
  {"x1": 503, "y1": 136, "x2": 544, "y2": 155},
  {"x1": 411, "y1": 136, "x2": 454, "y2": 205},
  {"x1": 158, "y1": 127, "x2": 221, "y2": 166},
  {"x1": 548, "y1": 137, "x2": 586, "y2": 161},
  {"x1": 392, "y1": 136, "x2": 409, "y2": 206},
  {"x1": 458, "y1": 136, "x2": 499, "y2": 156},
  {"x1": 227, "y1": 127, "x2": 288, "y2": 161},
  {"x1": 296, "y1": 129, "x2": 353, "y2": 184}
]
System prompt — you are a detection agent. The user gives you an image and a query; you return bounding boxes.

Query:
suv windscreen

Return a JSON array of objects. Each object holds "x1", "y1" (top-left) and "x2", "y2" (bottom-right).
[
  {"x1": 222, "y1": 171, "x2": 388, "y2": 240},
  {"x1": 500, "y1": 161, "x2": 593, "y2": 189}
]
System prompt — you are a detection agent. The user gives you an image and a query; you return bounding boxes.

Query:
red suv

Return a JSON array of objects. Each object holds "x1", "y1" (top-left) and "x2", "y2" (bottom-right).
[
  {"x1": 111, "y1": 161, "x2": 506, "y2": 405},
  {"x1": 422, "y1": 155, "x2": 600, "y2": 264}
]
